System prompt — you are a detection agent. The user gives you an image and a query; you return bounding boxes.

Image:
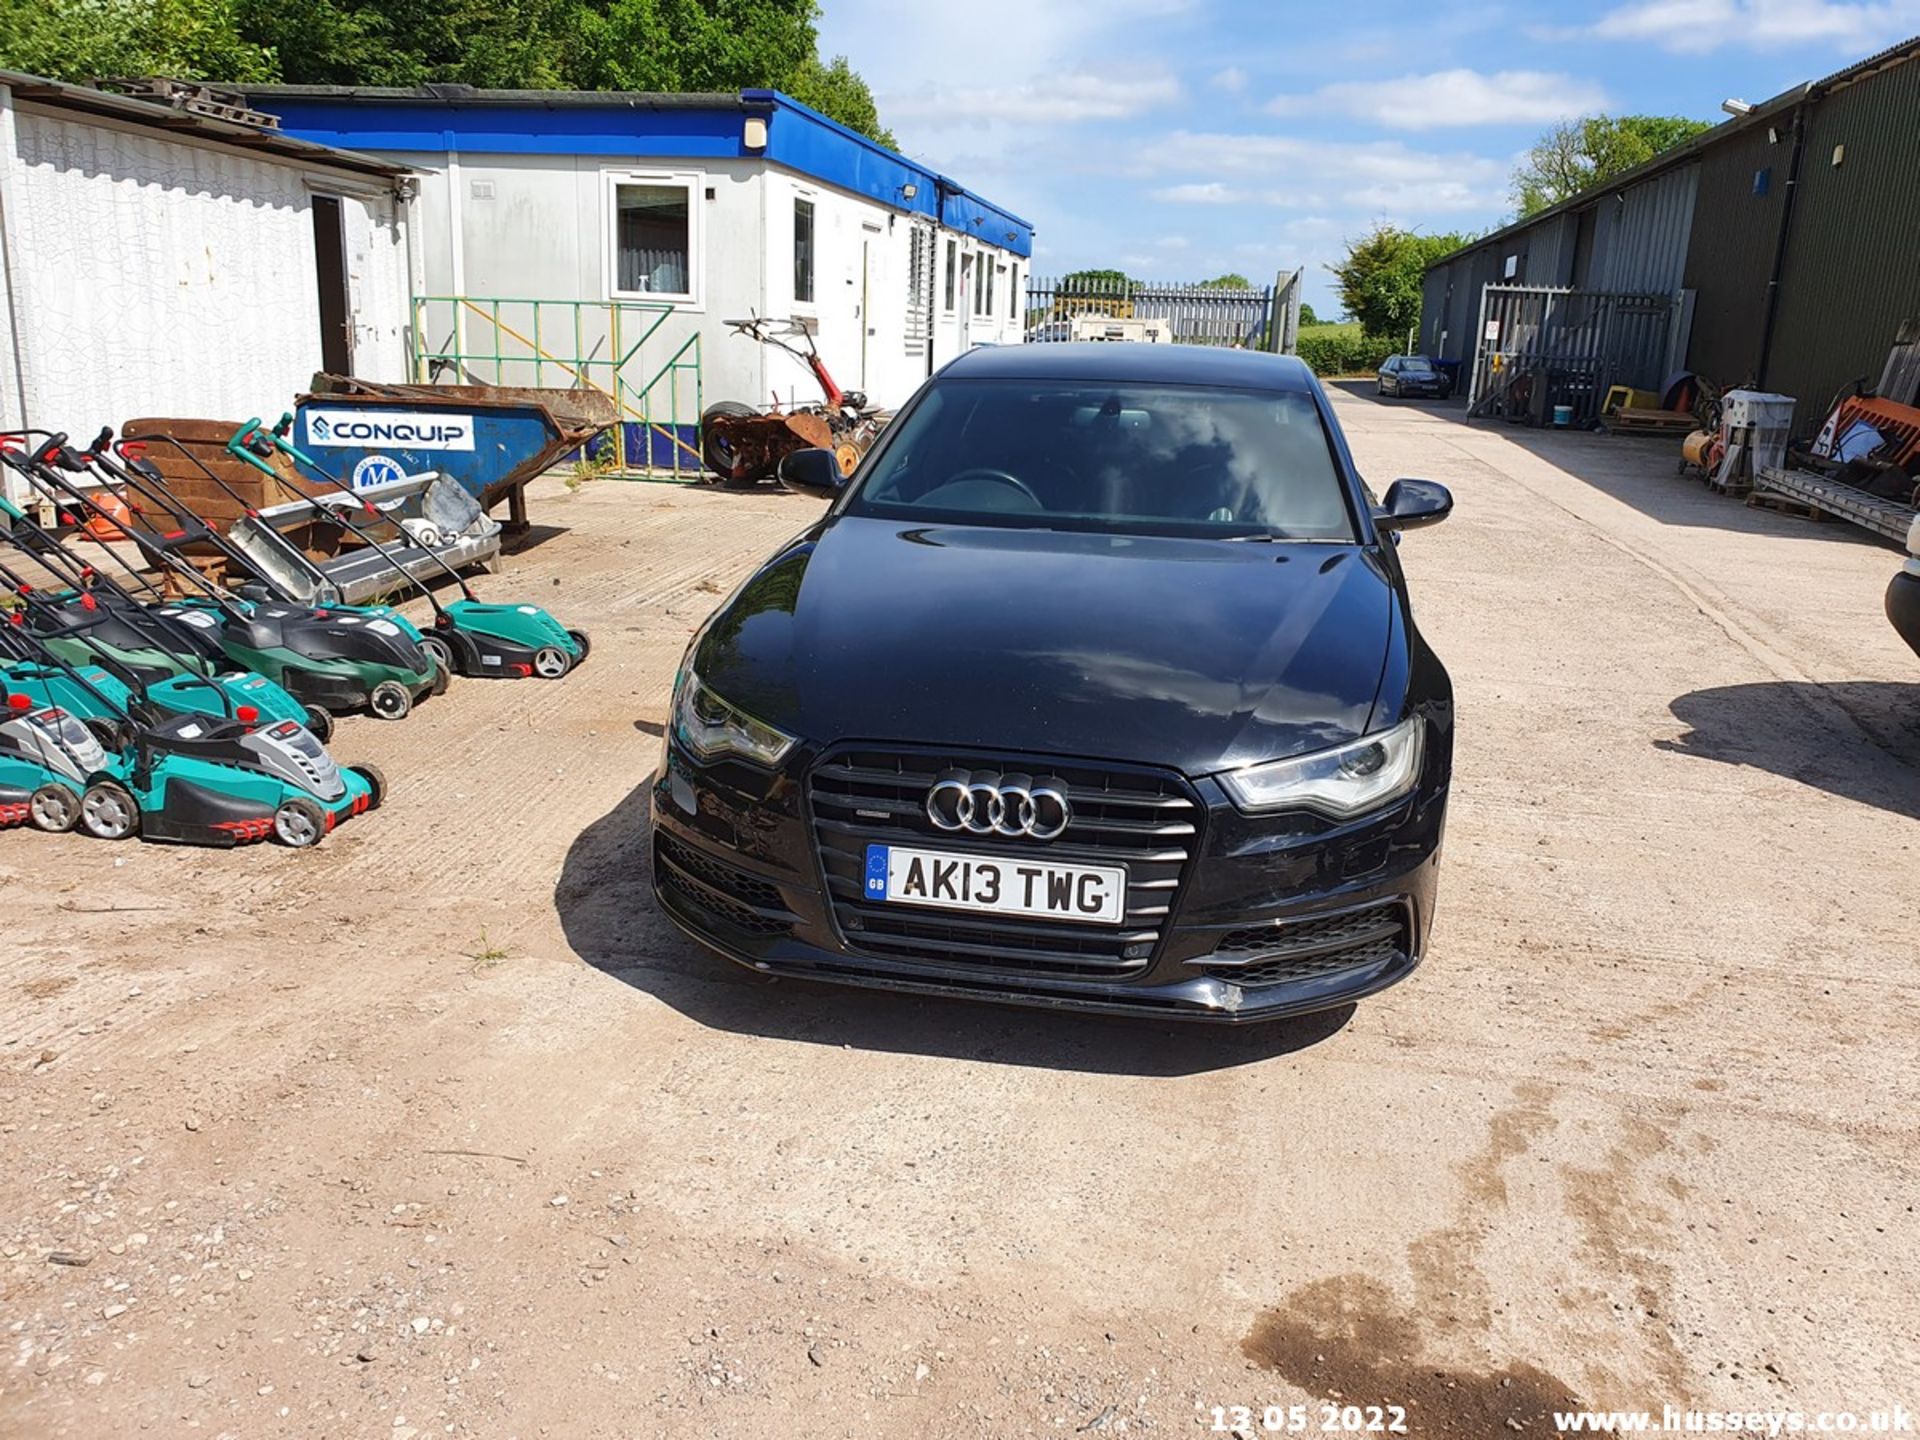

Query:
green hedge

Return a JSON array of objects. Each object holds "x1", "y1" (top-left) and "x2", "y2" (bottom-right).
[{"x1": 1295, "y1": 330, "x2": 1401, "y2": 377}]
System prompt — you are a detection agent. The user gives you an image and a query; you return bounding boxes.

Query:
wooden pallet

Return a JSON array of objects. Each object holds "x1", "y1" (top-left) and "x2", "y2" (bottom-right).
[
  {"x1": 1746, "y1": 490, "x2": 1829, "y2": 522},
  {"x1": 1606, "y1": 406, "x2": 1698, "y2": 435}
]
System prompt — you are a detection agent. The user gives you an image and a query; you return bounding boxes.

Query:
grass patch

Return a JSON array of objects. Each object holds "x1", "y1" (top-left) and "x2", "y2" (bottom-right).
[
  {"x1": 1297, "y1": 319, "x2": 1362, "y2": 342},
  {"x1": 462, "y1": 927, "x2": 512, "y2": 973}
]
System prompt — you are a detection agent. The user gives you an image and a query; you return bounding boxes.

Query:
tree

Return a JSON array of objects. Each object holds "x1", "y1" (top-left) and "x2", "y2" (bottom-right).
[
  {"x1": 1329, "y1": 225, "x2": 1472, "y2": 339},
  {"x1": 1512, "y1": 114, "x2": 1714, "y2": 216},
  {"x1": 0, "y1": 0, "x2": 897, "y2": 145},
  {"x1": 1298, "y1": 302, "x2": 1320, "y2": 327},
  {"x1": 1059, "y1": 268, "x2": 1134, "y2": 294},
  {"x1": 785, "y1": 54, "x2": 894, "y2": 149},
  {"x1": 1196, "y1": 271, "x2": 1253, "y2": 290},
  {"x1": 0, "y1": 0, "x2": 273, "y2": 84}
]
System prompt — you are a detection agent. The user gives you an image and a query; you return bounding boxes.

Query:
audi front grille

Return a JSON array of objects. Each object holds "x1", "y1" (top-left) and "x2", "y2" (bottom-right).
[{"x1": 808, "y1": 747, "x2": 1201, "y2": 977}]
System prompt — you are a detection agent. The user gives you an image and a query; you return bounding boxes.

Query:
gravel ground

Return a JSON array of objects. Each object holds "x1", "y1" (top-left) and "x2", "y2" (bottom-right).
[{"x1": 2, "y1": 387, "x2": 1916, "y2": 1438}]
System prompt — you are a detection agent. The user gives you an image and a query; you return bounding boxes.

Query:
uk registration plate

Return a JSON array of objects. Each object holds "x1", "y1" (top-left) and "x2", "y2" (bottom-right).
[{"x1": 864, "y1": 844, "x2": 1127, "y2": 926}]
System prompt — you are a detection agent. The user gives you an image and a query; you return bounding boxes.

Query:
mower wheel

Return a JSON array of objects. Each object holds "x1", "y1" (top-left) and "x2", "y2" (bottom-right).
[
  {"x1": 532, "y1": 645, "x2": 573, "y2": 679},
  {"x1": 79, "y1": 780, "x2": 139, "y2": 841},
  {"x1": 303, "y1": 704, "x2": 335, "y2": 743},
  {"x1": 28, "y1": 784, "x2": 79, "y2": 833},
  {"x1": 369, "y1": 680, "x2": 413, "y2": 721},
  {"x1": 85, "y1": 716, "x2": 136, "y2": 753},
  {"x1": 349, "y1": 763, "x2": 387, "y2": 810},
  {"x1": 421, "y1": 632, "x2": 458, "y2": 679},
  {"x1": 272, "y1": 797, "x2": 327, "y2": 849},
  {"x1": 567, "y1": 629, "x2": 592, "y2": 662}
]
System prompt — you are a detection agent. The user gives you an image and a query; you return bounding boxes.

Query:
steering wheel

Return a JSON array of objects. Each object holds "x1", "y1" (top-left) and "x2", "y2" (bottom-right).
[{"x1": 939, "y1": 467, "x2": 1043, "y2": 508}]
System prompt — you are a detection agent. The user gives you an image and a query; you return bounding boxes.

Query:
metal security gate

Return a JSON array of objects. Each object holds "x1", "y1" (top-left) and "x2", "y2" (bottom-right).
[
  {"x1": 1024, "y1": 271, "x2": 1301, "y2": 352},
  {"x1": 1467, "y1": 285, "x2": 1687, "y2": 425}
]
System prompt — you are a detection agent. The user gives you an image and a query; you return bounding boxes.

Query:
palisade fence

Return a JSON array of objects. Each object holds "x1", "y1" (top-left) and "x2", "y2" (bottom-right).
[
  {"x1": 1467, "y1": 285, "x2": 1687, "y2": 426},
  {"x1": 1024, "y1": 271, "x2": 1302, "y2": 352}
]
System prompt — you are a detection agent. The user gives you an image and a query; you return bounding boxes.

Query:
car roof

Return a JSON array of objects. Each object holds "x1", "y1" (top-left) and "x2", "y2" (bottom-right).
[{"x1": 942, "y1": 343, "x2": 1319, "y2": 393}]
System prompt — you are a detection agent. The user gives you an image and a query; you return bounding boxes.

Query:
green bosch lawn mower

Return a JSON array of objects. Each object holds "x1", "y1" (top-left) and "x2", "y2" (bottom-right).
[
  {"x1": 0, "y1": 565, "x2": 311, "y2": 753},
  {"x1": 0, "y1": 682, "x2": 124, "y2": 835},
  {"x1": 0, "y1": 500, "x2": 333, "y2": 738},
  {"x1": 0, "y1": 622, "x2": 382, "y2": 846},
  {"x1": 6, "y1": 432, "x2": 443, "y2": 723},
  {"x1": 230, "y1": 417, "x2": 590, "y2": 680}
]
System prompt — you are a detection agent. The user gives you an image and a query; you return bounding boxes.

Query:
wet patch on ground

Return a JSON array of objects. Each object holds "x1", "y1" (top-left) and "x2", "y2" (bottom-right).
[{"x1": 1243, "y1": 1276, "x2": 1581, "y2": 1436}]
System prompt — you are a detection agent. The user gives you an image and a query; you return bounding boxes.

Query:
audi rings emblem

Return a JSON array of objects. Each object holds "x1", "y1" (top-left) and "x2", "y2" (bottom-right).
[{"x1": 926, "y1": 770, "x2": 1071, "y2": 840}]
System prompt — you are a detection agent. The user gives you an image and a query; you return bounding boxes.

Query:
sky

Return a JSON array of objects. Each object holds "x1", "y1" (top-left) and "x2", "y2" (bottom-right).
[{"x1": 815, "y1": 0, "x2": 1920, "y2": 315}]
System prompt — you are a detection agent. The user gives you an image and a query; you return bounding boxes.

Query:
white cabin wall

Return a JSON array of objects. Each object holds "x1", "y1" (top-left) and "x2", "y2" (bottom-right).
[{"x1": 0, "y1": 94, "x2": 409, "y2": 451}]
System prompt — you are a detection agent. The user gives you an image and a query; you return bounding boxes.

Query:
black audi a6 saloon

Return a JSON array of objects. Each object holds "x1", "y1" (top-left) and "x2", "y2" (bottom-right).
[{"x1": 652, "y1": 343, "x2": 1453, "y2": 1021}]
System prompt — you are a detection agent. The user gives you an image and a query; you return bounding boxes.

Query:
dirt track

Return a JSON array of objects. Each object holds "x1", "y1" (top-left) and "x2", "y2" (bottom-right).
[{"x1": 3, "y1": 389, "x2": 1917, "y2": 1438}]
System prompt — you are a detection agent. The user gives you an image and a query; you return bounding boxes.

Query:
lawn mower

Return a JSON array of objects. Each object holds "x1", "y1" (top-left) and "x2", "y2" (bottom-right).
[
  {"x1": 4, "y1": 432, "x2": 443, "y2": 722},
  {"x1": 0, "y1": 561, "x2": 299, "y2": 752},
  {"x1": 699, "y1": 316, "x2": 889, "y2": 486},
  {"x1": 0, "y1": 680, "x2": 121, "y2": 835},
  {"x1": 81, "y1": 433, "x2": 466, "y2": 701},
  {"x1": 133, "y1": 420, "x2": 589, "y2": 680},
  {"x1": 0, "y1": 493, "x2": 330, "y2": 738},
  {"x1": 0, "y1": 625, "x2": 382, "y2": 846}
]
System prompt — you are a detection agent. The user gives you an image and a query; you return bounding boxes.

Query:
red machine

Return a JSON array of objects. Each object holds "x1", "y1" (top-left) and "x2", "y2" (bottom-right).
[{"x1": 699, "y1": 317, "x2": 889, "y2": 487}]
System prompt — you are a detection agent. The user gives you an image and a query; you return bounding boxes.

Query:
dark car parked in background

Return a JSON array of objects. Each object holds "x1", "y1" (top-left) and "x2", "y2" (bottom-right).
[
  {"x1": 1377, "y1": 354, "x2": 1451, "y2": 399},
  {"x1": 652, "y1": 344, "x2": 1454, "y2": 1023}
]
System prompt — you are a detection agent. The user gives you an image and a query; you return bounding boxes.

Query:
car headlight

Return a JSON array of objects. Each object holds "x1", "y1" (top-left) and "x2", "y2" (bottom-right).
[
  {"x1": 1217, "y1": 716, "x2": 1425, "y2": 819},
  {"x1": 670, "y1": 669, "x2": 796, "y2": 767}
]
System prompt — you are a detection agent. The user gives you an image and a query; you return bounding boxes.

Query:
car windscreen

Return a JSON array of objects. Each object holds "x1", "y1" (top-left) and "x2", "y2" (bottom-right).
[
  {"x1": 845, "y1": 379, "x2": 1358, "y2": 541},
  {"x1": 1400, "y1": 358, "x2": 1437, "y2": 375}
]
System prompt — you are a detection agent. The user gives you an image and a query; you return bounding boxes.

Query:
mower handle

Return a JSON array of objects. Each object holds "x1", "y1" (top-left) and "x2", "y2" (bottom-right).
[{"x1": 225, "y1": 419, "x2": 280, "y2": 479}]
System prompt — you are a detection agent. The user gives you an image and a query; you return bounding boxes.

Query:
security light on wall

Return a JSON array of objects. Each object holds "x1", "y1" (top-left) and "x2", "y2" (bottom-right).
[
  {"x1": 1720, "y1": 98, "x2": 1754, "y2": 116},
  {"x1": 743, "y1": 117, "x2": 768, "y2": 149},
  {"x1": 900, "y1": 182, "x2": 918, "y2": 200}
]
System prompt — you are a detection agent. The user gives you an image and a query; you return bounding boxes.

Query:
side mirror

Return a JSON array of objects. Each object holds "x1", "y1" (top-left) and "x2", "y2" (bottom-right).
[
  {"x1": 1375, "y1": 478, "x2": 1452, "y2": 532},
  {"x1": 778, "y1": 447, "x2": 848, "y2": 500}
]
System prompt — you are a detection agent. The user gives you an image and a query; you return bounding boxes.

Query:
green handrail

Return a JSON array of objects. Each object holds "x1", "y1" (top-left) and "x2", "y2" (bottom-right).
[{"x1": 408, "y1": 296, "x2": 705, "y2": 479}]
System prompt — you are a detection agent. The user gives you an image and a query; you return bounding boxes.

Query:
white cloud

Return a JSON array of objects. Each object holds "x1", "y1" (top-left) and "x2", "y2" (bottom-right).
[
  {"x1": 1267, "y1": 69, "x2": 1611, "y2": 129},
  {"x1": 1150, "y1": 181, "x2": 1241, "y2": 204},
  {"x1": 1133, "y1": 132, "x2": 1510, "y2": 214},
  {"x1": 1547, "y1": 0, "x2": 1920, "y2": 52},
  {"x1": 884, "y1": 71, "x2": 1181, "y2": 126},
  {"x1": 1211, "y1": 66, "x2": 1249, "y2": 93}
]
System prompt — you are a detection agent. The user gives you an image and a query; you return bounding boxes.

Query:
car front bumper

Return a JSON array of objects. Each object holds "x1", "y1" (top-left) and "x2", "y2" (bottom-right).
[{"x1": 649, "y1": 733, "x2": 1448, "y2": 1023}]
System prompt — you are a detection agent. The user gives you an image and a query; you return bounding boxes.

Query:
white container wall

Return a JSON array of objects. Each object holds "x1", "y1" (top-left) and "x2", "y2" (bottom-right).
[{"x1": 0, "y1": 84, "x2": 411, "y2": 453}]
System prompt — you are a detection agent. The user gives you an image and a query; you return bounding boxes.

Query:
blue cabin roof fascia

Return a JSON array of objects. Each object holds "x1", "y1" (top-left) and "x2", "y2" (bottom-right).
[{"x1": 255, "y1": 88, "x2": 1033, "y2": 258}]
